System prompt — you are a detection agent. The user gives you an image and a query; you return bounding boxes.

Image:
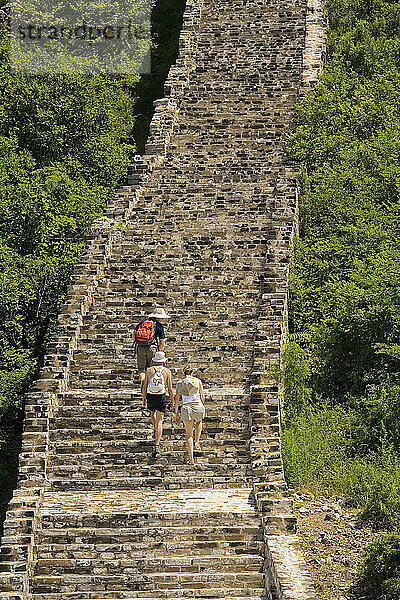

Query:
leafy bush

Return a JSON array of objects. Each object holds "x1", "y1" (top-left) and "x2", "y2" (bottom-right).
[
  {"x1": 354, "y1": 533, "x2": 400, "y2": 599},
  {"x1": 0, "y1": 22, "x2": 136, "y2": 423},
  {"x1": 0, "y1": 23, "x2": 136, "y2": 526},
  {"x1": 281, "y1": 342, "x2": 312, "y2": 425},
  {"x1": 283, "y1": 407, "x2": 400, "y2": 528}
]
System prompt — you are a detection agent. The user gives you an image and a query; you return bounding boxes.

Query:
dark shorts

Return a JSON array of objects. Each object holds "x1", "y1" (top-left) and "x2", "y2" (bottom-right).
[{"x1": 146, "y1": 393, "x2": 169, "y2": 414}]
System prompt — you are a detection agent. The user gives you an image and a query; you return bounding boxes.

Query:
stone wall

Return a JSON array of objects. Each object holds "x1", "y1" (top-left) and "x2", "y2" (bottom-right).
[{"x1": 0, "y1": 0, "x2": 326, "y2": 598}]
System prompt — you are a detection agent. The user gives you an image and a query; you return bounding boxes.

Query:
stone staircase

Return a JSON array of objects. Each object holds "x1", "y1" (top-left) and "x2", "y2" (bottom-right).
[
  {"x1": 29, "y1": 384, "x2": 284, "y2": 599},
  {"x1": 0, "y1": 0, "x2": 327, "y2": 597}
]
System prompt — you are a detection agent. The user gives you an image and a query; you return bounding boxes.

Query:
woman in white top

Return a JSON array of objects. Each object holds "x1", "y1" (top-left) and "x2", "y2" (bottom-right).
[{"x1": 174, "y1": 364, "x2": 205, "y2": 464}]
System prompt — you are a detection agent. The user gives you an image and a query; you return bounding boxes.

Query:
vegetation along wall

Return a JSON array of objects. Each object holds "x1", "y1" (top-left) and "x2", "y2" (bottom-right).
[{"x1": 285, "y1": 0, "x2": 400, "y2": 597}]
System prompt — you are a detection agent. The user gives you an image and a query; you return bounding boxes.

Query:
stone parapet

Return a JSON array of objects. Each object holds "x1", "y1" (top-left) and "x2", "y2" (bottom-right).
[
  {"x1": 301, "y1": 0, "x2": 327, "y2": 95},
  {"x1": 144, "y1": 0, "x2": 204, "y2": 156}
]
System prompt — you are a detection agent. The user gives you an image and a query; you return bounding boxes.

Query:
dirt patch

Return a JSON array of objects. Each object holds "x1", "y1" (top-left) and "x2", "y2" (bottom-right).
[{"x1": 292, "y1": 492, "x2": 381, "y2": 600}]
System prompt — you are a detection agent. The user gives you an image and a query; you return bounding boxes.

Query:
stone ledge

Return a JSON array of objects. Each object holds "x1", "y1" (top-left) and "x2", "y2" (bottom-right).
[{"x1": 267, "y1": 536, "x2": 318, "y2": 600}]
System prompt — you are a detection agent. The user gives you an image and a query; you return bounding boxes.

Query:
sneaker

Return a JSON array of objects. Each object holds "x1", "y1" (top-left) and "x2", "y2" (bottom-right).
[{"x1": 152, "y1": 445, "x2": 160, "y2": 458}]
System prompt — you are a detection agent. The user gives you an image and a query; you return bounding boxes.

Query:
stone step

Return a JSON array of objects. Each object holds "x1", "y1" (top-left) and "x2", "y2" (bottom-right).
[
  {"x1": 32, "y1": 589, "x2": 268, "y2": 599},
  {"x1": 39, "y1": 512, "x2": 260, "y2": 530},
  {"x1": 49, "y1": 415, "x2": 250, "y2": 429},
  {"x1": 48, "y1": 429, "x2": 252, "y2": 444},
  {"x1": 69, "y1": 349, "x2": 254, "y2": 367},
  {"x1": 39, "y1": 513, "x2": 264, "y2": 551},
  {"x1": 31, "y1": 572, "x2": 265, "y2": 594},
  {"x1": 55, "y1": 405, "x2": 250, "y2": 418},
  {"x1": 34, "y1": 554, "x2": 264, "y2": 576},
  {"x1": 68, "y1": 370, "x2": 251, "y2": 387},
  {"x1": 46, "y1": 464, "x2": 255, "y2": 480},
  {"x1": 49, "y1": 451, "x2": 252, "y2": 466},
  {"x1": 36, "y1": 539, "x2": 264, "y2": 560},
  {"x1": 49, "y1": 476, "x2": 255, "y2": 490},
  {"x1": 58, "y1": 389, "x2": 247, "y2": 400},
  {"x1": 50, "y1": 439, "x2": 251, "y2": 454}
]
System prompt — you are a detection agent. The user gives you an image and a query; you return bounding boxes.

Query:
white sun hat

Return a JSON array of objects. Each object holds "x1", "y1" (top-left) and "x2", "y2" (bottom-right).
[
  {"x1": 149, "y1": 307, "x2": 171, "y2": 319},
  {"x1": 152, "y1": 351, "x2": 167, "y2": 363}
]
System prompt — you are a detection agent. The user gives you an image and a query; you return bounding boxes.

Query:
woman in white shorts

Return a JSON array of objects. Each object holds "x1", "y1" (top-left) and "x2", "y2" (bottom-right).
[{"x1": 174, "y1": 365, "x2": 205, "y2": 464}]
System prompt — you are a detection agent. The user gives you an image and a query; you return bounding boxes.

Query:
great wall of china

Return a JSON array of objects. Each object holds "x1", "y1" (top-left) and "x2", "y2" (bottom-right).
[{"x1": 0, "y1": 0, "x2": 326, "y2": 597}]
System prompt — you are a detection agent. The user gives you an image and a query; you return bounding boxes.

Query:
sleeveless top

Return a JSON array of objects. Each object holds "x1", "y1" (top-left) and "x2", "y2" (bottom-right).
[
  {"x1": 148, "y1": 366, "x2": 166, "y2": 394},
  {"x1": 176, "y1": 375, "x2": 202, "y2": 405}
]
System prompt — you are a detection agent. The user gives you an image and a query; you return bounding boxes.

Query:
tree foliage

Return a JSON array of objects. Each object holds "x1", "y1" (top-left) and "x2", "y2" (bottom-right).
[
  {"x1": 0, "y1": 24, "x2": 135, "y2": 425},
  {"x1": 284, "y1": 0, "x2": 400, "y2": 591}
]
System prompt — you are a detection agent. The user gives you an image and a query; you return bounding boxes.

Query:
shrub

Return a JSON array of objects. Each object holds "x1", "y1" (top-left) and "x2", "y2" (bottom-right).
[
  {"x1": 281, "y1": 342, "x2": 312, "y2": 425},
  {"x1": 283, "y1": 406, "x2": 400, "y2": 528},
  {"x1": 354, "y1": 533, "x2": 400, "y2": 600}
]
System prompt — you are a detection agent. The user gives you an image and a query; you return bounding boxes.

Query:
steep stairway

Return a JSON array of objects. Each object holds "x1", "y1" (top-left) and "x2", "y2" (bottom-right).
[
  {"x1": 30, "y1": 390, "x2": 280, "y2": 599},
  {"x1": 0, "y1": 0, "x2": 317, "y2": 597}
]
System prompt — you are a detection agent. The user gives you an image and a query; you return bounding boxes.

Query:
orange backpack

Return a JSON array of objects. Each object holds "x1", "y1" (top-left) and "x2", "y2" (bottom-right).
[{"x1": 135, "y1": 319, "x2": 155, "y2": 344}]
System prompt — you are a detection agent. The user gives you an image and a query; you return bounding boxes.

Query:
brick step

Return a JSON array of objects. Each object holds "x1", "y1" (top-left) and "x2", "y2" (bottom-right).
[
  {"x1": 48, "y1": 428, "x2": 252, "y2": 444},
  {"x1": 58, "y1": 399, "x2": 250, "y2": 411},
  {"x1": 49, "y1": 414, "x2": 250, "y2": 428},
  {"x1": 92, "y1": 288, "x2": 263, "y2": 300},
  {"x1": 68, "y1": 366, "x2": 251, "y2": 380},
  {"x1": 37, "y1": 521, "x2": 263, "y2": 541},
  {"x1": 51, "y1": 439, "x2": 251, "y2": 454},
  {"x1": 78, "y1": 310, "x2": 261, "y2": 322},
  {"x1": 107, "y1": 253, "x2": 266, "y2": 265},
  {"x1": 71, "y1": 337, "x2": 254, "y2": 350},
  {"x1": 36, "y1": 539, "x2": 264, "y2": 560},
  {"x1": 31, "y1": 571, "x2": 265, "y2": 594},
  {"x1": 77, "y1": 301, "x2": 242, "y2": 312},
  {"x1": 55, "y1": 405, "x2": 250, "y2": 418},
  {"x1": 31, "y1": 589, "x2": 267, "y2": 599},
  {"x1": 70, "y1": 355, "x2": 254, "y2": 366},
  {"x1": 108, "y1": 253, "x2": 267, "y2": 265},
  {"x1": 67, "y1": 376, "x2": 250, "y2": 389},
  {"x1": 49, "y1": 476, "x2": 255, "y2": 490},
  {"x1": 46, "y1": 464, "x2": 255, "y2": 480},
  {"x1": 77, "y1": 318, "x2": 258, "y2": 331},
  {"x1": 105, "y1": 274, "x2": 264, "y2": 285},
  {"x1": 49, "y1": 450, "x2": 252, "y2": 466},
  {"x1": 67, "y1": 366, "x2": 252, "y2": 381},
  {"x1": 34, "y1": 554, "x2": 264, "y2": 576},
  {"x1": 50, "y1": 410, "x2": 251, "y2": 426},
  {"x1": 73, "y1": 331, "x2": 252, "y2": 344},
  {"x1": 58, "y1": 389, "x2": 247, "y2": 400},
  {"x1": 39, "y1": 512, "x2": 260, "y2": 529}
]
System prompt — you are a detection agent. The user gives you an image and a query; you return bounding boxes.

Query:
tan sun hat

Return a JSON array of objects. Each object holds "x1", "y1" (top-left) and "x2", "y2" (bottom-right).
[
  {"x1": 152, "y1": 351, "x2": 167, "y2": 363},
  {"x1": 149, "y1": 307, "x2": 171, "y2": 319}
]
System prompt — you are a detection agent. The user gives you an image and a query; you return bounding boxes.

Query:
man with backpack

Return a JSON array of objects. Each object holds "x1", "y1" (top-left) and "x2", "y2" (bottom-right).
[
  {"x1": 134, "y1": 307, "x2": 170, "y2": 386},
  {"x1": 142, "y1": 351, "x2": 174, "y2": 457}
]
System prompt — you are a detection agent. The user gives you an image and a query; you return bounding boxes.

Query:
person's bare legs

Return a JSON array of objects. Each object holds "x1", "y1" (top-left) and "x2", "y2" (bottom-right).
[
  {"x1": 194, "y1": 420, "x2": 202, "y2": 450},
  {"x1": 150, "y1": 411, "x2": 156, "y2": 433},
  {"x1": 154, "y1": 410, "x2": 164, "y2": 447},
  {"x1": 184, "y1": 420, "x2": 195, "y2": 464}
]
